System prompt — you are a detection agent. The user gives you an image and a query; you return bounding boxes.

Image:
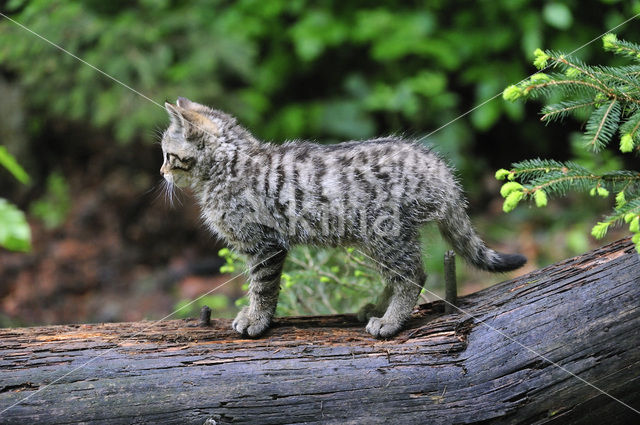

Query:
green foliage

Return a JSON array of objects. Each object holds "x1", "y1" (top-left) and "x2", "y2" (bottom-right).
[
  {"x1": 173, "y1": 294, "x2": 229, "y2": 319},
  {"x1": 501, "y1": 35, "x2": 640, "y2": 252},
  {"x1": 2, "y1": 1, "x2": 636, "y2": 179},
  {"x1": 0, "y1": 198, "x2": 31, "y2": 252},
  {"x1": 219, "y1": 246, "x2": 384, "y2": 316},
  {"x1": 534, "y1": 189, "x2": 548, "y2": 207},
  {"x1": 532, "y1": 48, "x2": 550, "y2": 70},
  {"x1": 216, "y1": 248, "x2": 238, "y2": 274},
  {"x1": 505, "y1": 36, "x2": 640, "y2": 152},
  {"x1": 0, "y1": 145, "x2": 31, "y2": 252},
  {"x1": 29, "y1": 171, "x2": 71, "y2": 229},
  {"x1": 0, "y1": 146, "x2": 30, "y2": 184},
  {"x1": 542, "y1": 3, "x2": 573, "y2": 30}
]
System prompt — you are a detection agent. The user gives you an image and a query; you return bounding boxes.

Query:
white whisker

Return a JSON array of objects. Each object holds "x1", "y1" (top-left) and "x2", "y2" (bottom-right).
[
  {"x1": 172, "y1": 184, "x2": 184, "y2": 208},
  {"x1": 151, "y1": 125, "x2": 165, "y2": 145},
  {"x1": 143, "y1": 183, "x2": 158, "y2": 197},
  {"x1": 151, "y1": 180, "x2": 168, "y2": 205},
  {"x1": 164, "y1": 179, "x2": 175, "y2": 208},
  {"x1": 158, "y1": 178, "x2": 183, "y2": 208}
]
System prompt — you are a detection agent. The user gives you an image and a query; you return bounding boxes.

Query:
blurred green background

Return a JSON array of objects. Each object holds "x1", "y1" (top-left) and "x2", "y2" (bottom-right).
[{"x1": 0, "y1": 0, "x2": 638, "y2": 326}]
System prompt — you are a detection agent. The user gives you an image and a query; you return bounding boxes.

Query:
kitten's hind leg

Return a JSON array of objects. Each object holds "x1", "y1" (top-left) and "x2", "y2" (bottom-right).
[
  {"x1": 365, "y1": 243, "x2": 426, "y2": 338},
  {"x1": 232, "y1": 247, "x2": 287, "y2": 337}
]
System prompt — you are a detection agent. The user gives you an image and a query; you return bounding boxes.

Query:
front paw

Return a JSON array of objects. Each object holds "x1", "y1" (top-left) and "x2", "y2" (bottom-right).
[
  {"x1": 365, "y1": 316, "x2": 402, "y2": 339},
  {"x1": 232, "y1": 307, "x2": 271, "y2": 337}
]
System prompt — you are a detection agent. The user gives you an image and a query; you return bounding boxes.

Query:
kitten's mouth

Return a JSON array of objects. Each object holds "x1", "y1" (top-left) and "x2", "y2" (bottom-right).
[
  {"x1": 165, "y1": 173, "x2": 191, "y2": 189},
  {"x1": 163, "y1": 173, "x2": 175, "y2": 185}
]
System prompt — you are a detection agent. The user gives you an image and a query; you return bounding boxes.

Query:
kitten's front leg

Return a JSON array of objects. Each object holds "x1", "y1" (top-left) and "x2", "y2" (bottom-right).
[{"x1": 232, "y1": 248, "x2": 287, "y2": 337}]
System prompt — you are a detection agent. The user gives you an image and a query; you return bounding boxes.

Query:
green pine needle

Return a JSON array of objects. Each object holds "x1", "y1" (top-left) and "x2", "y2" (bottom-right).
[
  {"x1": 500, "y1": 182, "x2": 523, "y2": 197},
  {"x1": 630, "y1": 216, "x2": 640, "y2": 233},
  {"x1": 533, "y1": 48, "x2": 550, "y2": 69},
  {"x1": 583, "y1": 101, "x2": 621, "y2": 152},
  {"x1": 534, "y1": 190, "x2": 548, "y2": 207},
  {"x1": 495, "y1": 168, "x2": 511, "y2": 180},
  {"x1": 616, "y1": 191, "x2": 626, "y2": 208},
  {"x1": 503, "y1": 191, "x2": 524, "y2": 213},
  {"x1": 591, "y1": 222, "x2": 610, "y2": 239}
]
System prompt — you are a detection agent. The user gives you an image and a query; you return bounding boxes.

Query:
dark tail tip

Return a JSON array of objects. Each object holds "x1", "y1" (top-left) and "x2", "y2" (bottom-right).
[{"x1": 487, "y1": 252, "x2": 527, "y2": 272}]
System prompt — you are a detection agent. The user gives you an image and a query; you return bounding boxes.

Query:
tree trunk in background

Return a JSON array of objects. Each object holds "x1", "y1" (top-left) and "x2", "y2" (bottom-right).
[{"x1": 0, "y1": 239, "x2": 638, "y2": 424}]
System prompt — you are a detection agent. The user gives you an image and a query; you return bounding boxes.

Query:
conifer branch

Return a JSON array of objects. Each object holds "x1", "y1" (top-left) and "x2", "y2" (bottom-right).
[
  {"x1": 541, "y1": 100, "x2": 596, "y2": 122},
  {"x1": 501, "y1": 35, "x2": 640, "y2": 253},
  {"x1": 523, "y1": 79, "x2": 611, "y2": 97},
  {"x1": 603, "y1": 33, "x2": 640, "y2": 60},
  {"x1": 629, "y1": 117, "x2": 640, "y2": 139},
  {"x1": 584, "y1": 101, "x2": 620, "y2": 151},
  {"x1": 551, "y1": 55, "x2": 608, "y2": 90}
]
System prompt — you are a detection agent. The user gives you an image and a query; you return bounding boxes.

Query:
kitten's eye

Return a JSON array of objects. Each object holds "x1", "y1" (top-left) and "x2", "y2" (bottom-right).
[{"x1": 168, "y1": 153, "x2": 195, "y2": 171}]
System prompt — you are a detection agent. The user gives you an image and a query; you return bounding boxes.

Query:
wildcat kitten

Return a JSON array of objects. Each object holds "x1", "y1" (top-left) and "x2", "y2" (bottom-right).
[{"x1": 160, "y1": 97, "x2": 526, "y2": 338}]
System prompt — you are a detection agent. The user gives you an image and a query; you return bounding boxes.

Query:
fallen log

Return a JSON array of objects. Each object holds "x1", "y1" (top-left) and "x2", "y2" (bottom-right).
[{"x1": 0, "y1": 239, "x2": 639, "y2": 424}]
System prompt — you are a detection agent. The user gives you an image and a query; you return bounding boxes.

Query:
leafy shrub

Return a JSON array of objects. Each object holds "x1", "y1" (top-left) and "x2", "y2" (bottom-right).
[
  {"x1": 219, "y1": 246, "x2": 384, "y2": 316},
  {"x1": 0, "y1": 145, "x2": 30, "y2": 251},
  {"x1": 2, "y1": 1, "x2": 637, "y2": 177},
  {"x1": 0, "y1": 198, "x2": 31, "y2": 252},
  {"x1": 215, "y1": 224, "x2": 496, "y2": 316},
  {"x1": 29, "y1": 171, "x2": 71, "y2": 229},
  {"x1": 173, "y1": 294, "x2": 230, "y2": 319}
]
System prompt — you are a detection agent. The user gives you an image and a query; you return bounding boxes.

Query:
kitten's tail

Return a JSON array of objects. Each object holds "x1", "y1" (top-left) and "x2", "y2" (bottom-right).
[{"x1": 436, "y1": 201, "x2": 526, "y2": 272}]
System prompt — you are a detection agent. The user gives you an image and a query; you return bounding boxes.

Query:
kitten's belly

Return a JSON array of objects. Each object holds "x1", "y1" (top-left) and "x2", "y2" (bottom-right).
[
  {"x1": 201, "y1": 191, "x2": 415, "y2": 249},
  {"x1": 202, "y1": 203, "x2": 356, "y2": 248}
]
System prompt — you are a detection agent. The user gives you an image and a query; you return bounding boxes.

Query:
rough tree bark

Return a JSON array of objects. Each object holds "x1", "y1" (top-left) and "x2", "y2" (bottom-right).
[{"x1": 0, "y1": 239, "x2": 639, "y2": 425}]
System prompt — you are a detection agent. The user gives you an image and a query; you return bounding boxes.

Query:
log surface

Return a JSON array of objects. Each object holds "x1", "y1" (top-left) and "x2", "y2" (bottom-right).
[{"x1": 1, "y1": 239, "x2": 639, "y2": 424}]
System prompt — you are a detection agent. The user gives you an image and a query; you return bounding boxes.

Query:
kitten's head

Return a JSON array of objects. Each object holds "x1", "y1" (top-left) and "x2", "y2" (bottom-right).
[{"x1": 160, "y1": 97, "x2": 226, "y2": 188}]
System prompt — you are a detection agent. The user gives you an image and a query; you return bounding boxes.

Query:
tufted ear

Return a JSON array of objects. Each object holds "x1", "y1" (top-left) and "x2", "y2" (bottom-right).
[
  {"x1": 165, "y1": 101, "x2": 219, "y2": 139},
  {"x1": 176, "y1": 97, "x2": 197, "y2": 110},
  {"x1": 165, "y1": 101, "x2": 184, "y2": 130},
  {"x1": 176, "y1": 97, "x2": 213, "y2": 112}
]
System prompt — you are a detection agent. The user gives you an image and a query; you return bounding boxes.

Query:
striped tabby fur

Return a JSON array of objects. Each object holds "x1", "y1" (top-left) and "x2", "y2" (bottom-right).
[{"x1": 160, "y1": 97, "x2": 526, "y2": 338}]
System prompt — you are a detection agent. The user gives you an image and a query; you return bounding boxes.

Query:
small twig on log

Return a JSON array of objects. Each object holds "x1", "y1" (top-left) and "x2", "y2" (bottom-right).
[
  {"x1": 444, "y1": 250, "x2": 457, "y2": 314},
  {"x1": 199, "y1": 305, "x2": 212, "y2": 327}
]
